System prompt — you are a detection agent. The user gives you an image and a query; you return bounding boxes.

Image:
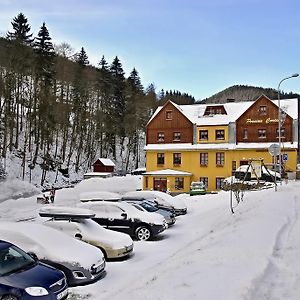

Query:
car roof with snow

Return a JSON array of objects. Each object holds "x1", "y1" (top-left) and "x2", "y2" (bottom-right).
[{"x1": 0, "y1": 221, "x2": 104, "y2": 269}]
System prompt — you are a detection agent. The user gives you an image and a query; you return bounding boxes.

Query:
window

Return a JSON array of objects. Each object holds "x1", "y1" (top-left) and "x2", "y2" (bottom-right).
[
  {"x1": 259, "y1": 105, "x2": 267, "y2": 115},
  {"x1": 199, "y1": 130, "x2": 208, "y2": 141},
  {"x1": 145, "y1": 177, "x2": 148, "y2": 188},
  {"x1": 200, "y1": 153, "x2": 208, "y2": 166},
  {"x1": 200, "y1": 177, "x2": 208, "y2": 189},
  {"x1": 166, "y1": 110, "x2": 173, "y2": 120},
  {"x1": 258, "y1": 129, "x2": 267, "y2": 139},
  {"x1": 232, "y1": 161, "x2": 237, "y2": 171},
  {"x1": 215, "y1": 129, "x2": 225, "y2": 140},
  {"x1": 157, "y1": 132, "x2": 164, "y2": 142},
  {"x1": 243, "y1": 129, "x2": 248, "y2": 139},
  {"x1": 175, "y1": 177, "x2": 184, "y2": 190},
  {"x1": 276, "y1": 128, "x2": 285, "y2": 138},
  {"x1": 216, "y1": 178, "x2": 224, "y2": 190},
  {"x1": 173, "y1": 153, "x2": 181, "y2": 165},
  {"x1": 216, "y1": 152, "x2": 225, "y2": 166},
  {"x1": 157, "y1": 153, "x2": 165, "y2": 165},
  {"x1": 173, "y1": 132, "x2": 181, "y2": 141}
]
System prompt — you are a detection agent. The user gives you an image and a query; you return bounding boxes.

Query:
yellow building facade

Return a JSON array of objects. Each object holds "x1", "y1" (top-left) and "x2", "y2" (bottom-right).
[{"x1": 144, "y1": 96, "x2": 298, "y2": 193}]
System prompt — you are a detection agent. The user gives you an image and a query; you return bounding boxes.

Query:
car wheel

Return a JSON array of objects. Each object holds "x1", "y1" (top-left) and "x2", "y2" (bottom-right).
[
  {"x1": 2, "y1": 295, "x2": 18, "y2": 300},
  {"x1": 136, "y1": 226, "x2": 151, "y2": 241}
]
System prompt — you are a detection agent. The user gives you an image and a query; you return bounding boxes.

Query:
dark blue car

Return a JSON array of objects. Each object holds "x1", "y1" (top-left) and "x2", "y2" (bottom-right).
[{"x1": 0, "y1": 240, "x2": 68, "y2": 300}]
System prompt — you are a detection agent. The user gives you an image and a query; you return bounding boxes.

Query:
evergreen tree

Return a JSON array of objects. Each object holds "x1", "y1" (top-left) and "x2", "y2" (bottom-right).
[
  {"x1": 125, "y1": 68, "x2": 144, "y2": 169},
  {"x1": 109, "y1": 56, "x2": 126, "y2": 158},
  {"x1": 33, "y1": 22, "x2": 56, "y2": 159},
  {"x1": 69, "y1": 47, "x2": 91, "y2": 170},
  {"x1": 76, "y1": 47, "x2": 89, "y2": 67},
  {"x1": 7, "y1": 12, "x2": 33, "y2": 45},
  {"x1": 34, "y1": 22, "x2": 55, "y2": 84},
  {"x1": 95, "y1": 55, "x2": 113, "y2": 156}
]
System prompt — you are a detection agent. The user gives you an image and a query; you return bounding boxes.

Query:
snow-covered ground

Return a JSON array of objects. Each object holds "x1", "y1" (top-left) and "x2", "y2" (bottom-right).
[{"x1": 1, "y1": 176, "x2": 300, "y2": 299}]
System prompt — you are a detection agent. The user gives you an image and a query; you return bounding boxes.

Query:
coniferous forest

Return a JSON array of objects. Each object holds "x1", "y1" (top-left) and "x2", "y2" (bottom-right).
[{"x1": 0, "y1": 13, "x2": 195, "y2": 185}]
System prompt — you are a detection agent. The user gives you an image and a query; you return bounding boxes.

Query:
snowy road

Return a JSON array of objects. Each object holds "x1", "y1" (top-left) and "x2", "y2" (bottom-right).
[{"x1": 246, "y1": 192, "x2": 300, "y2": 300}]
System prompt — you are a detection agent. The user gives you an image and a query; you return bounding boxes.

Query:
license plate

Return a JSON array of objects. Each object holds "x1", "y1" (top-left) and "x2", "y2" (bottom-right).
[
  {"x1": 95, "y1": 261, "x2": 105, "y2": 273},
  {"x1": 57, "y1": 288, "x2": 68, "y2": 300}
]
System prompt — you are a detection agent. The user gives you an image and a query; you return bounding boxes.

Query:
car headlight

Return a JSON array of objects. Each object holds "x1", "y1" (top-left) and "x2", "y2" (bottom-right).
[{"x1": 25, "y1": 287, "x2": 49, "y2": 296}]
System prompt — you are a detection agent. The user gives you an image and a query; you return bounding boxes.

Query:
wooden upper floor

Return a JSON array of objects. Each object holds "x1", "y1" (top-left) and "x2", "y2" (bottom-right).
[
  {"x1": 146, "y1": 101, "x2": 194, "y2": 144},
  {"x1": 146, "y1": 95, "x2": 297, "y2": 145}
]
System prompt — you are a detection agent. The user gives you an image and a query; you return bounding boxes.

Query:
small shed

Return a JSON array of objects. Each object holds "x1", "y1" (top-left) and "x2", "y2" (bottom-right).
[{"x1": 93, "y1": 158, "x2": 115, "y2": 173}]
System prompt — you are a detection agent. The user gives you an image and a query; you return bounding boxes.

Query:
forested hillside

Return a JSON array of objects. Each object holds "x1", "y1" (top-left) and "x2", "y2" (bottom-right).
[
  {"x1": 203, "y1": 85, "x2": 300, "y2": 103},
  {"x1": 0, "y1": 13, "x2": 194, "y2": 186},
  {"x1": 1, "y1": 13, "x2": 298, "y2": 188}
]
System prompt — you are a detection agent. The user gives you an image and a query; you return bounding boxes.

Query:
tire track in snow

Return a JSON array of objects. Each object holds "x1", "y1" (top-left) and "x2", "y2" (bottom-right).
[{"x1": 246, "y1": 195, "x2": 300, "y2": 300}]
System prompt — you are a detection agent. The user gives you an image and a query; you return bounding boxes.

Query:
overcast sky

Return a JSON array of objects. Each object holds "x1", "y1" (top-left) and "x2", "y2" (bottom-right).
[{"x1": 0, "y1": 0, "x2": 299, "y2": 100}]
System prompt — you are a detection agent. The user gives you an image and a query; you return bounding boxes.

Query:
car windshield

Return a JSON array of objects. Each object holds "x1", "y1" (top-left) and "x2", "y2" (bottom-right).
[
  {"x1": 0, "y1": 245, "x2": 36, "y2": 276},
  {"x1": 140, "y1": 202, "x2": 158, "y2": 212},
  {"x1": 191, "y1": 182, "x2": 205, "y2": 189}
]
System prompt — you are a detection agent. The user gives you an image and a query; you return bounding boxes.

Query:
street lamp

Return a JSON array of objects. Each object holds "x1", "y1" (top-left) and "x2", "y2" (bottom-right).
[{"x1": 277, "y1": 73, "x2": 299, "y2": 183}]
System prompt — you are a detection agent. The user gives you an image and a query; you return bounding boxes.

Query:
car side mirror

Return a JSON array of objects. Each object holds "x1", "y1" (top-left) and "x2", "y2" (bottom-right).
[
  {"x1": 28, "y1": 252, "x2": 38, "y2": 261},
  {"x1": 121, "y1": 212, "x2": 127, "y2": 219}
]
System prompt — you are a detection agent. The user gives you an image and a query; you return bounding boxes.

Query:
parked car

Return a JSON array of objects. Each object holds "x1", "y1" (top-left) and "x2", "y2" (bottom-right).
[
  {"x1": 121, "y1": 194, "x2": 176, "y2": 214},
  {"x1": 80, "y1": 191, "x2": 121, "y2": 202},
  {"x1": 126, "y1": 200, "x2": 176, "y2": 226},
  {"x1": 78, "y1": 201, "x2": 166, "y2": 241},
  {"x1": 190, "y1": 181, "x2": 207, "y2": 196},
  {"x1": 39, "y1": 206, "x2": 134, "y2": 259},
  {"x1": 234, "y1": 164, "x2": 281, "y2": 182},
  {"x1": 0, "y1": 222, "x2": 106, "y2": 287},
  {"x1": 123, "y1": 190, "x2": 187, "y2": 215},
  {"x1": 0, "y1": 239, "x2": 68, "y2": 300}
]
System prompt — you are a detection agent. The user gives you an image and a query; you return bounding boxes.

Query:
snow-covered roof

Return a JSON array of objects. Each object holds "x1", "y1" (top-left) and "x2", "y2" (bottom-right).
[
  {"x1": 144, "y1": 169, "x2": 192, "y2": 176},
  {"x1": 95, "y1": 158, "x2": 115, "y2": 167},
  {"x1": 144, "y1": 142, "x2": 298, "y2": 151},
  {"x1": 149, "y1": 98, "x2": 298, "y2": 126},
  {"x1": 84, "y1": 172, "x2": 112, "y2": 178}
]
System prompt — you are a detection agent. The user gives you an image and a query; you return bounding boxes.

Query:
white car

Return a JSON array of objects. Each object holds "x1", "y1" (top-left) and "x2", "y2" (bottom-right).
[
  {"x1": 0, "y1": 221, "x2": 106, "y2": 287},
  {"x1": 80, "y1": 191, "x2": 121, "y2": 202},
  {"x1": 123, "y1": 190, "x2": 187, "y2": 215},
  {"x1": 78, "y1": 201, "x2": 166, "y2": 241},
  {"x1": 39, "y1": 206, "x2": 134, "y2": 259}
]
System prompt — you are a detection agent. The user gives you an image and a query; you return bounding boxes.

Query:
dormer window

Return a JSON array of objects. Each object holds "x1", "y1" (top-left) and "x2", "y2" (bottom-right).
[
  {"x1": 166, "y1": 110, "x2": 173, "y2": 120},
  {"x1": 204, "y1": 105, "x2": 227, "y2": 116}
]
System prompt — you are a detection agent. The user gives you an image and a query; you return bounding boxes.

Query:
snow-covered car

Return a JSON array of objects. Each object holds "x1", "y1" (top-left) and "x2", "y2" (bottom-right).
[
  {"x1": 234, "y1": 164, "x2": 281, "y2": 181},
  {"x1": 121, "y1": 194, "x2": 176, "y2": 214},
  {"x1": 0, "y1": 239, "x2": 68, "y2": 300},
  {"x1": 39, "y1": 206, "x2": 134, "y2": 259},
  {"x1": 0, "y1": 221, "x2": 106, "y2": 287},
  {"x1": 78, "y1": 201, "x2": 166, "y2": 241},
  {"x1": 189, "y1": 181, "x2": 207, "y2": 196},
  {"x1": 123, "y1": 190, "x2": 187, "y2": 215},
  {"x1": 80, "y1": 191, "x2": 121, "y2": 202},
  {"x1": 126, "y1": 200, "x2": 176, "y2": 226}
]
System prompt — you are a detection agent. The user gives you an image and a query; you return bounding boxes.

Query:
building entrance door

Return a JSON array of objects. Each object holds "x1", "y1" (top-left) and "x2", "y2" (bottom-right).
[{"x1": 153, "y1": 178, "x2": 167, "y2": 192}]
